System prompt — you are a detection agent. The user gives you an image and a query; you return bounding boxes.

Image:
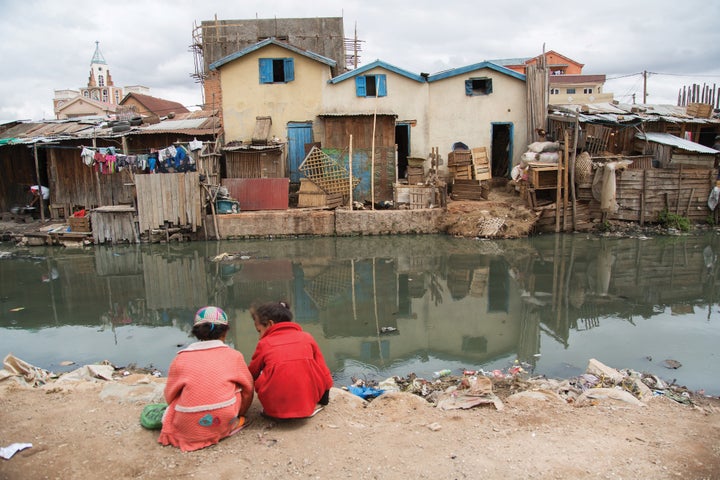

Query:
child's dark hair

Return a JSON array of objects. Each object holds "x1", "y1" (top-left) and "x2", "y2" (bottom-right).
[
  {"x1": 191, "y1": 322, "x2": 229, "y2": 341},
  {"x1": 251, "y1": 301, "x2": 293, "y2": 327}
]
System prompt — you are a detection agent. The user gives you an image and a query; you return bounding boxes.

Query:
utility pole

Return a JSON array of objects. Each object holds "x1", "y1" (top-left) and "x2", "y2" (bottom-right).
[{"x1": 643, "y1": 70, "x2": 648, "y2": 104}]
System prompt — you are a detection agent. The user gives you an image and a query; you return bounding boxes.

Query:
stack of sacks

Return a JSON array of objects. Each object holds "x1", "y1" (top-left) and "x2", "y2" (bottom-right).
[
  {"x1": 513, "y1": 141, "x2": 561, "y2": 183},
  {"x1": 520, "y1": 141, "x2": 560, "y2": 165}
]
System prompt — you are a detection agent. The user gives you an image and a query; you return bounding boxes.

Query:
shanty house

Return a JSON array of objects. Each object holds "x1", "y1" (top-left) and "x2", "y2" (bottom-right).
[
  {"x1": 426, "y1": 62, "x2": 528, "y2": 179},
  {"x1": 636, "y1": 132, "x2": 719, "y2": 168},
  {"x1": 323, "y1": 60, "x2": 427, "y2": 201}
]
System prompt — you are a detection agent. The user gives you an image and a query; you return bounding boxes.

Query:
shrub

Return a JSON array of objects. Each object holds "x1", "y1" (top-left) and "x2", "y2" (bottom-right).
[{"x1": 658, "y1": 209, "x2": 691, "y2": 232}]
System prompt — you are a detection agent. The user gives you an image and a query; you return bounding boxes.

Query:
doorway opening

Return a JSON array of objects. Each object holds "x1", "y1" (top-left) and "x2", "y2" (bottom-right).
[
  {"x1": 491, "y1": 122, "x2": 513, "y2": 179},
  {"x1": 395, "y1": 123, "x2": 410, "y2": 180}
]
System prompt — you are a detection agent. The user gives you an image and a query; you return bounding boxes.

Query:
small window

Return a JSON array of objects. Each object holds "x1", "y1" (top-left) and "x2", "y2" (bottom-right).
[
  {"x1": 114, "y1": 91, "x2": 120, "y2": 104},
  {"x1": 259, "y1": 58, "x2": 295, "y2": 84},
  {"x1": 550, "y1": 88, "x2": 560, "y2": 95},
  {"x1": 566, "y1": 88, "x2": 576, "y2": 94},
  {"x1": 465, "y1": 77, "x2": 493, "y2": 96},
  {"x1": 355, "y1": 74, "x2": 387, "y2": 97},
  {"x1": 102, "y1": 89, "x2": 108, "y2": 102},
  {"x1": 583, "y1": 88, "x2": 593, "y2": 94},
  {"x1": 98, "y1": 75, "x2": 105, "y2": 87}
]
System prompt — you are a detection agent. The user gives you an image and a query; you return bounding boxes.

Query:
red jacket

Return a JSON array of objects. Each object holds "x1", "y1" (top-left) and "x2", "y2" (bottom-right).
[{"x1": 249, "y1": 322, "x2": 333, "y2": 418}]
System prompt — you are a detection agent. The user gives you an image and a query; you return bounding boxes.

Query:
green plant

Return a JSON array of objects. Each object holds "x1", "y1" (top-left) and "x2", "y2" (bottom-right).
[{"x1": 658, "y1": 209, "x2": 691, "y2": 232}]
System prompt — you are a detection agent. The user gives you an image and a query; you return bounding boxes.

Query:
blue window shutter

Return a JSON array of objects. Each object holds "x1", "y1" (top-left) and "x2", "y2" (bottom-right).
[
  {"x1": 355, "y1": 76, "x2": 367, "y2": 97},
  {"x1": 377, "y1": 75, "x2": 387, "y2": 97},
  {"x1": 259, "y1": 59, "x2": 273, "y2": 84},
  {"x1": 486, "y1": 79, "x2": 493, "y2": 94},
  {"x1": 465, "y1": 80, "x2": 473, "y2": 96},
  {"x1": 284, "y1": 58, "x2": 294, "y2": 82}
]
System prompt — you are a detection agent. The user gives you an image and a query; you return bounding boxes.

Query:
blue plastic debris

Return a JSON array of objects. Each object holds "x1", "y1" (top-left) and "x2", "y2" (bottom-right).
[{"x1": 347, "y1": 385, "x2": 385, "y2": 399}]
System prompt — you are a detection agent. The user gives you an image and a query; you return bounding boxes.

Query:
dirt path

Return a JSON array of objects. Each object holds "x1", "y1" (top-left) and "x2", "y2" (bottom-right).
[{"x1": 1, "y1": 372, "x2": 719, "y2": 480}]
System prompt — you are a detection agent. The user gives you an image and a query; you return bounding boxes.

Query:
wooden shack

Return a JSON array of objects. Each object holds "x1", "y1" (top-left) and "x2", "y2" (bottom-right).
[{"x1": 635, "y1": 132, "x2": 719, "y2": 169}]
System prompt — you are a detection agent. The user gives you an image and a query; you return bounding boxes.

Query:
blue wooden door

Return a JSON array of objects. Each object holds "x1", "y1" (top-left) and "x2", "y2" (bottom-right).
[{"x1": 287, "y1": 122, "x2": 313, "y2": 182}]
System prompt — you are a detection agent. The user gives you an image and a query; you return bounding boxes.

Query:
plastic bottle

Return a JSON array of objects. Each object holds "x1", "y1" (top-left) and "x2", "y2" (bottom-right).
[{"x1": 434, "y1": 369, "x2": 452, "y2": 378}]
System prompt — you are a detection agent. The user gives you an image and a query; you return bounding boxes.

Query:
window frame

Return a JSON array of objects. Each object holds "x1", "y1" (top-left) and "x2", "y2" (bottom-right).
[
  {"x1": 259, "y1": 57, "x2": 295, "y2": 84},
  {"x1": 465, "y1": 77, "x2": 493, "y2": 96},
  {"x1": 355, "y1": 74, "x2": 387, "y2": 97}
]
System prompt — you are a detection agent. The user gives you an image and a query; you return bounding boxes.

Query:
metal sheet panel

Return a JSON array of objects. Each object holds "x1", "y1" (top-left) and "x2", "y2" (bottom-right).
[{"x1": 221, "y1": 178, "x2": 289, "y2": 211}]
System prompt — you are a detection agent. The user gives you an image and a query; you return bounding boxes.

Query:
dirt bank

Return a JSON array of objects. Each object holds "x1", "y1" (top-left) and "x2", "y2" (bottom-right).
[{"x1": 1, "y1": 364, "x2": 719, "y2": 480}]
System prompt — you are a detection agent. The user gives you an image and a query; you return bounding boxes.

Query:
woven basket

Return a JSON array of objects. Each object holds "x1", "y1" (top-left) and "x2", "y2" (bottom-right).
[{"x1": 575, "y1": 151, "x2": 592, "y2": 185}]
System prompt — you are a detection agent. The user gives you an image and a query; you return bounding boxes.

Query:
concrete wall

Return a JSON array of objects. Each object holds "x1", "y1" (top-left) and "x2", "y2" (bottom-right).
[
  {"x1": 427, "y1": 67, "x2": 528, "y2": 172},
  {"x1": 208, "y1": 208, "x2": 445, "y2": 238},
  {"x1": 217, "y1": 44, "x2": 333, "y2": 142},
  {"x1": 335, "y1": 209, "x2": 443, "y2": 235}
]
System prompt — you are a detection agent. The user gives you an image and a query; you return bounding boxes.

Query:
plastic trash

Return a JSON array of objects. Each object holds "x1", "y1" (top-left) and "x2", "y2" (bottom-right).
[
  {"x1": 433, "y1": 369, "x2": 452, "y2": 378},
  {"x1": 347, "y1": 385, "x2": 385, "y2": 400},
  {"x1": 0, "y1": 443, "x2": 32, "y2": 460}
]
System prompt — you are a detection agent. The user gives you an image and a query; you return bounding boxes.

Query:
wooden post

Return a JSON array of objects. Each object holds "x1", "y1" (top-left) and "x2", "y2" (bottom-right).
[
  {"x1": 371, "y1": 97, "x2": 377, "y2": 210},
  {"x1": 348, "y1": 135, "x2": 353, "y2": 207},
  {"x1": 33, "y1": 143, "x2": 46, "y2": 223},
  {"x1": 571, "y1": 113, "x2": 579, "y2": 230},
  {"x1": 640, "y1": 169, "x2": 647, "y2": 226},
  {"x1": 563, "y1": 130, "x2": 569, "y2": 231},
  {"x1": 555, "y1": 143, "x2": 562, "y2": 233},
  {"x1": 676, "y1": 165, "x2": 683, "y2": 215}
]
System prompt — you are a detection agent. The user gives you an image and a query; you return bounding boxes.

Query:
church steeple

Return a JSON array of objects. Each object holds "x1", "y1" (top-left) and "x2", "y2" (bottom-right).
[{"x1": 91, "y1": 41, "x2": 107, "y2": 65}]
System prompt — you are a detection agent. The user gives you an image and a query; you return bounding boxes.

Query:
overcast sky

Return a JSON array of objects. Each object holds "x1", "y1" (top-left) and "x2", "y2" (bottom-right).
[{"x1": 1, "y1": 0, "x2": 719, "y2": 124}]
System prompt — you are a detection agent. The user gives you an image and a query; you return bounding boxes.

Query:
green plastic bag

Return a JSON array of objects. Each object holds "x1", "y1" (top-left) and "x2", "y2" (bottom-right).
[{"x1": 140, "y1": 403, "x2": 168, "y2": 430}]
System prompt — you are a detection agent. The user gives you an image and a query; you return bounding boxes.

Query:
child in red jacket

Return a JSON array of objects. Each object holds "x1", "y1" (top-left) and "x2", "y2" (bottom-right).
[{"x1": 249, "y1": 301, "x2": 333, "y2": 419}]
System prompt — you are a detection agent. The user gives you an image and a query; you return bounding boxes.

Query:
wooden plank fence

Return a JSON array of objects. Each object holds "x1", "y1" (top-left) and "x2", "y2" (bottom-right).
[
  {"x1": 580, "y1": 167, "x2": 715, "y2": 223},
  {"x1": 135, "y1": 172, "x2": 202, "y2": 233}
]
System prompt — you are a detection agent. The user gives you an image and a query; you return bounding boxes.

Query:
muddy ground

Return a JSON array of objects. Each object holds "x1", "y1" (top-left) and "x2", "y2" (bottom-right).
[{"x1": 1, "y1": 367, "x2": 719, "y2": 480}]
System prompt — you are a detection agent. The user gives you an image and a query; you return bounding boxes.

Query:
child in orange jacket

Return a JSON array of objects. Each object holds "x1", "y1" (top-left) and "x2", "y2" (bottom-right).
[
  {"x1": 249, "y1": 301, "x2": 333, "y2": 419},
  {"x1": 159, "y1": 306, "x2": 254, "y2": 452}
]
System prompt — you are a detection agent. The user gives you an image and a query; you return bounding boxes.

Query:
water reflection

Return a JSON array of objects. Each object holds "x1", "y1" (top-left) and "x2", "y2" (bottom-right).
[{"x1": 1, "y1": 233, "x2": 718, "y2": 394}]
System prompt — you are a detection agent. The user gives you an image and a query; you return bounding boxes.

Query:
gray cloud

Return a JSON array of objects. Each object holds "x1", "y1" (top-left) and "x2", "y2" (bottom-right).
[{"x1": 1, "y1": 0, "x2": 718, "y2": 123}]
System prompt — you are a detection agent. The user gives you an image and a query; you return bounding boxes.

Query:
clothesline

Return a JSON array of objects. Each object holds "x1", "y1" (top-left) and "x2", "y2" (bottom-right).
[{"x1": 80, "y1": 138, "x2": 204, "y2": 175}]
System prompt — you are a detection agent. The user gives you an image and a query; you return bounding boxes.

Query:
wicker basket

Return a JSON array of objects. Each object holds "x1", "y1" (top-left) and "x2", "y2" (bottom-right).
[{"x1": 575, "y1": 151, "x2": 592, "y2": 185}]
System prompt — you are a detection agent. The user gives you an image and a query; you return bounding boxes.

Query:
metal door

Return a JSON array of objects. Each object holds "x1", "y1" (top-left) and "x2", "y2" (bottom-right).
[{"x1": 287, "y1": 122, "x2": 313, "y2": 182}]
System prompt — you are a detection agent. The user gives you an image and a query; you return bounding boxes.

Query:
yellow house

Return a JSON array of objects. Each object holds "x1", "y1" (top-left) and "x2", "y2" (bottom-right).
[{"x1": 210, "y1": 38, "x2": 337, "y2": 180}]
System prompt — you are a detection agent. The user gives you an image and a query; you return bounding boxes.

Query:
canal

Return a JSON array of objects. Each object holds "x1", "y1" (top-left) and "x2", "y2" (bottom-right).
[{"x1": 1, "y1": 232, "x2": 719, "y2": 395}]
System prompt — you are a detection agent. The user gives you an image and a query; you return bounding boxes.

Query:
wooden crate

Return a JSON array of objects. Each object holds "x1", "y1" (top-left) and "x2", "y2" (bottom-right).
[
  {"x1": 448, "y1": 150, "x2": 472, "y2": 166},
  {"x1": 394, "y1": 184, "x2": 434, "y2": 209},
  {"x1": 297, "y1": 179, "x2": 345, "y2": 208},
  {"x1": 406, "y1": 165, "x2": 424, "y2": 184},
  {"x1": 69, "y1": 216, "x2": 91, "y2": 232},
  {"x1": 471, "y1": 147, "x2": 492, "y2": 181},
  {"x1": 528, "y1": 164, "x2": 562, "y2": 189},
  {"x1": 450, "y1": 164, "x2": 473, "y2": 181}
]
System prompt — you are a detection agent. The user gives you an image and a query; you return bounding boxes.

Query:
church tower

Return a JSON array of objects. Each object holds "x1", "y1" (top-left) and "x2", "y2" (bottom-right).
[{"x1": 79, "y1": 41, "x2": 124, "y2": 105}]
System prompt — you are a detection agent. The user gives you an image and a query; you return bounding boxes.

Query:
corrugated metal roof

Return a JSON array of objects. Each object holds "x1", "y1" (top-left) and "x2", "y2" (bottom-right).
[
  {"x1": 142, "y1": 118, "x2": 207, "y2": 130},
  {"x1": 0, "y1": 112, "x2": 220, "y2": 145},
  {"x1": 550, "y1": 102, "x2": 720, "y2": 126},
  {"x1": 637, "y1": 132, "x2": 720, "y2": 154}
]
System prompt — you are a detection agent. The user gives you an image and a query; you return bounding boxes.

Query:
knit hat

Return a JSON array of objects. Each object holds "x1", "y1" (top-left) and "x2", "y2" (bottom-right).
[{"x1": 193, "y1": 306, "x2": 228, "y2": 326}]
